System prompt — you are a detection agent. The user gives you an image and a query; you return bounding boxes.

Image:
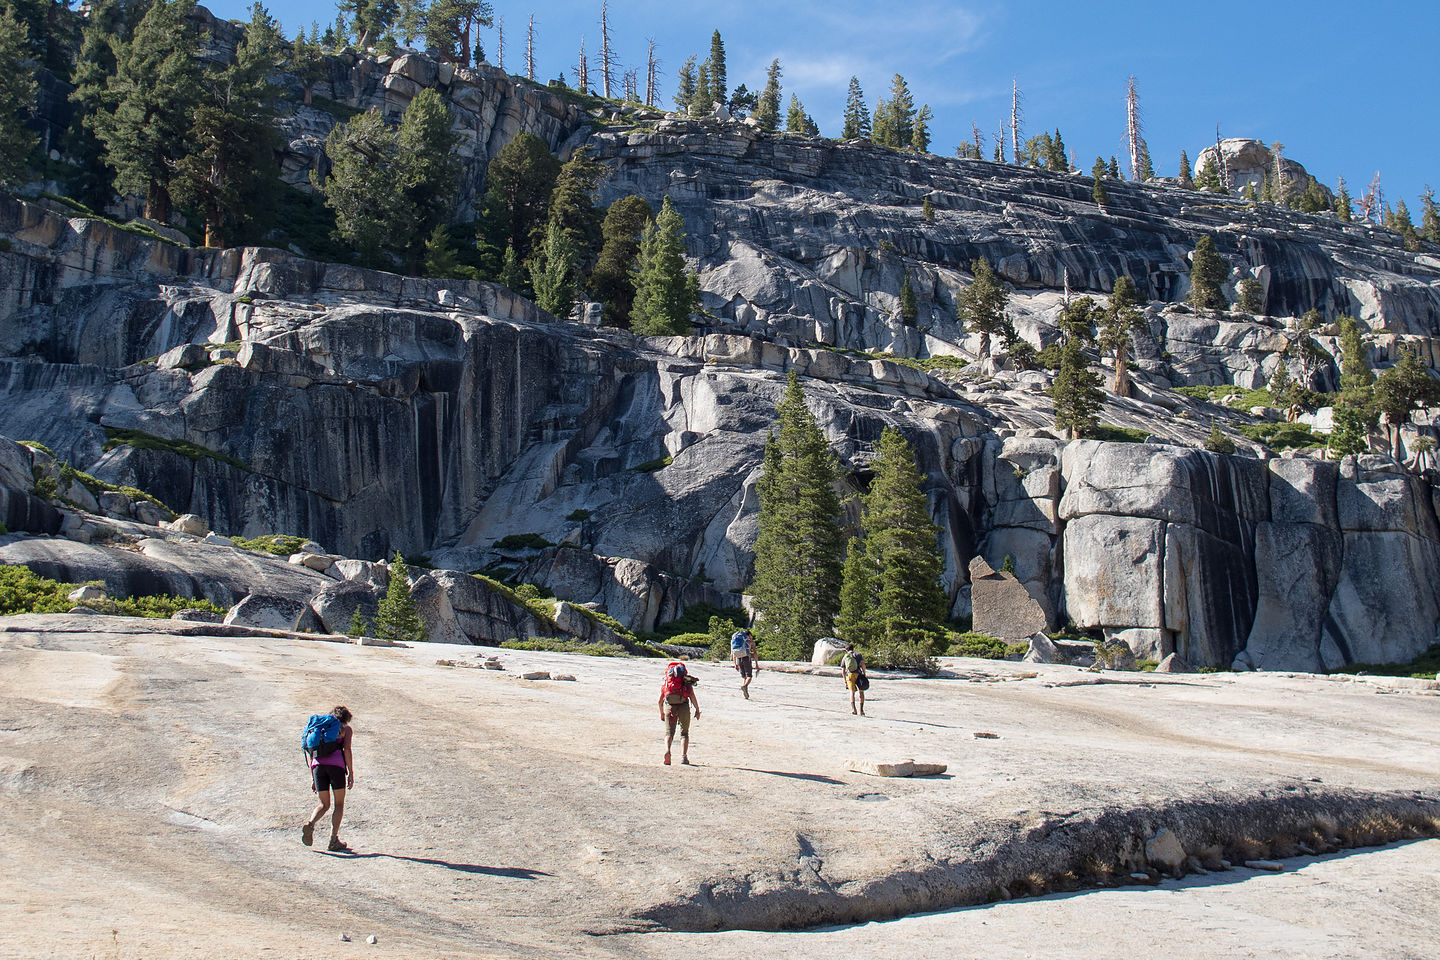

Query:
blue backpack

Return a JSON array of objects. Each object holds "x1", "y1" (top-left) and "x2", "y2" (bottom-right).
[
  {"x1": 731, "y1": 631, "x2": 750, "y2": 652},
  {"x1": 302, "y1": 714, "x2": 343, "y2": 756}
]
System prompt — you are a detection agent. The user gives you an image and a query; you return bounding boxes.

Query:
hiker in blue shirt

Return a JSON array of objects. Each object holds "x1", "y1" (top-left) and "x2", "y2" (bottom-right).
[{"x1": 731, "y1": 628, "x2": 759, "y2": 699}]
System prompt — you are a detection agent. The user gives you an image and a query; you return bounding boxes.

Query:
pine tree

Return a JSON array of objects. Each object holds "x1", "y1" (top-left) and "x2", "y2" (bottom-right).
[
  {"x1": 955, "y1": 259, "x2": 1009, "y2": 358},
  {"x1": 589, "y1": 194, "x2": 653, "y2": 327},
  {"x1": 67, "y1": 0, "x2": 130, "y2": 210},
  {"x1": 1335, "y1": 177, "x2": 1353, "y2": 222},
  {"x1": 898, "y1": 271, "x2": 917, "y2": 323},
  {"x1": 476, "y1": 131, "x2": 561, "y2": 274},
  {"x1": 314, "y1": 109, "x2": 403, "y2": 266},
  {"x1": 1136, "y1": 140, "x2": 1154, "y2": 181},
  {"x1": 1195, "y1": 157, "x2": 1223, "y2": 193},
  {"x1": 1389, "y1": 198, "x2": 1421, "y2": 250},
  {"x1": 921, "y1": 196, "x2": 935, "y2": 222},
  {"x1": 1108, "y1": 156, "x2": 1119, "y2": 179},
  {"x1": 290, "y1": 29, "x2": 325, "y2": 105},
  {"x1": 1097, "y1": 275, "x2": 1146, "y2": 397},
  {"x1": 727, "y1": 82, "x2": 756, "y2": 116},
  {"x1": 423, "y1": 224, "x2": 461, "y2": 278},
  {"x1": 910, "y1": 104, "x2": 932, "y2": 153},
  {"x1": 834, "y1": 536, "x2": 879, "y2": 650},
  {"x1": 343, "y1": 0, "x2": 400, "y2": 48},
  {"x1": 693, "y1": 61, "x2": 711, "y2": 116},
  {"x1": 836, "y1": 428, "x2": 947, "y2": 655},
  {"x1": 374, "y1": 552, "x2": 426, "y2": 643},
  {"x1": 673, "y1": 55, "x2": 696, "y2": 113},
  {"x1": 1091, "y1": 156, "x2": 1109, "y2": 207},
  {"x1": 172, "y1": 3, "x2": 281, "y2": 249},
  {"x1": 1375, "y1": 348, "x2": 1440, "y2": 456},
  {"x1": 842, "y1": 76, "x2": 870, "y2": 140},
  {"x1": 1188, "y1": 235, "x2": 1228, "y2": 312},
  {"x1": 1049, "y1": 129, "x2": 1068, "y2": 171},
  {"x1": 873, "y1": 74, "x2": 915, "y2": 148},
  {"x1": 785, "y1": 93, "x2": 808, "y2": 133},
  {"x1": 347, "y1": 607, "x2": 370, "y2": 637},
  {"x1": 543, "y1": 147, "x2": 605, "y2": 266},
  {"x1": 1420, "y1": 186, "x2": 1440, "y2": 244},
  {"x1": 1204, "y1": 420, "x2": 1236, "y2": 455},
  {"x1": 0, "y1": 6, "x2": 38, "y2": 189},
  {"x1": 1177, "y1": 150, "x2": 1193, "y2": 189},
  {"x1": 754, "y1": 59, "x2": 782, "y2": 133},
  {"x1": 499, "y1": 243, "x2": 527, "y2": 295},
  {"x1": 748, "y1": 373, "x2": 845, "y2": 660},
  {"x1": 630, "y1": 196, "x2": 699, "y2": 336},
  {"x1": 1329, "y1": 315, "x2": 1377, "y2": 458},
  {"x1": 1050, "y1": 338, "x2": 1104, "y2": 439},
  {"x1": 1235, "y1": 276, "x2": 1264, "y2": 315},
  {"x1": 92, "y1": 0, "x2": 200, "y2": 223},
  {"x1": 1058, "y1": 296, "x2": 1097, "y2": 344},
  {"x1": 528, "y1": 218, "x2": 577, "y2": 318},
  {"x1": 704, "y1": 29, "x2": 726, "y2": 106}
]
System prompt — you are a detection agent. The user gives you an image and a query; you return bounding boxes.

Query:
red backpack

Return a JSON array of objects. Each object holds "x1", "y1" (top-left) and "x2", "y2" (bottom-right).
[{"x1": 661, "y1": 661, "x2": 691, "y2": 704}]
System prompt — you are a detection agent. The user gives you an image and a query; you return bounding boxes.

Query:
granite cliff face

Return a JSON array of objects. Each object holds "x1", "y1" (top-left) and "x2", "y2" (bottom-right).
[{"x1": 4, "y1": 43, "x2": 1440, "y2": 668}]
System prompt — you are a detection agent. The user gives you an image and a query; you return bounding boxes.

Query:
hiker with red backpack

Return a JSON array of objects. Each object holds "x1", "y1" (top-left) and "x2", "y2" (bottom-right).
[
  {"x1": 658, "y1": 661, "x2": 701, "y2": 765},
  {"x1": 301, "y1": 705, "x2": 355, "y2": 852}
]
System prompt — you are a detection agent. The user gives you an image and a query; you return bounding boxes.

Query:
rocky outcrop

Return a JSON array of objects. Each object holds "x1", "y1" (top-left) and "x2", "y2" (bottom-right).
[{"x1": 1192, "y1": 139, "x2": 1332, "y2": 203}]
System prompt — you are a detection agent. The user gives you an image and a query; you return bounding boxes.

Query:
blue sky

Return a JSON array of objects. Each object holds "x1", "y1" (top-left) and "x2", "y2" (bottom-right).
[{"x1": 211, "y1": 0, "x2": 1440, "y2": 210}]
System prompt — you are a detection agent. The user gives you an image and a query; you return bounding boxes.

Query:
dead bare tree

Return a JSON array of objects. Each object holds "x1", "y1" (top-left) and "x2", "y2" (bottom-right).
[
  {"x1": 575, "y1": 37, "x2": 588, "y2": 93},
  {"x1": 526, "y1": 14, "x2": 535, "y2": 82},
  {"x1": 1214, "y1": 124, "x2": 1231, "y2": 192},
  {"x1": 1271, "y1": 141, "x2": 1286, "y2": 205},
  {"x1": 1359, "y1": 171, "x2": 1383, "y2": 223},
  {"x1": 599, "y1": 0, "x2": 617, "y2": 99},
  {"x1": 1010, "y1": 79, "x2": 1022, "y2": 161},
  {"x1": 972, "y1": 121, "x2": 982, "y2": 157},
  {"x1": 623, "y1": 68, "x2": 638, "y2": 102},
  {"x1": 1126, "y1": 76, "x2": 1143, "y2": 181},
  {"x1": 496, "y1": 17, "x2": 504, "y2": 71},
  {"x1": 995, "y1": 121, "x2": 1006, "y2": 162},
  {"x1": 645, "y1": 38, "x2": 658, "y2": 108}
]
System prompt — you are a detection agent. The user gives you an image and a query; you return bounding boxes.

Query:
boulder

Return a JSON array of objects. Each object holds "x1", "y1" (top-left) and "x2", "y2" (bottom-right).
[
  {"x1": 409, "y1": 573, "x2": 465, "y2": 644},
  {"x1": 1322, "y1": 532, "x2": 1440, "y2": 666},
  {"x1": 67, "y1": 584, "x2": 106, "y2": 604},
  {"x1": 968, "y1": 555, "x2": 1047, "y2": 639},
  {"x1": 156, "y1": 343, "x2": 208, "y2": 371},
  {"x1": 1154, "y1": 653, "x2": 1194, "y2": 673},
  {"x1": 1145, "y1": 827, "x2": 1188, "y2": 875},
  {"x1": 333, "y1": 559, "x2": 390, "y2": 591},
  {"x1": 0, "y1": 436, "x2": 32, "y2": 491},
  {"x1": 224, "y1": 594, "x2": 309, "y2": 631},
  {"x1": 812, "y1": 637, "x2": 846, "y2": 666},
  {"x1": 97, "y1": 491, "x2": 133, "y2": 518},
  {"x1": 169, "y1": 514, "x2": 209, "y2": 536},
  {"x1": 309, "y1": 580, "x2": 381, "y2": 635},
  {"x1": 1162, "y1": 522, "x2": 1259, "y2": 669},
  {"x1": 171, "y1": 608, "x2": 223, "y2": 623}
]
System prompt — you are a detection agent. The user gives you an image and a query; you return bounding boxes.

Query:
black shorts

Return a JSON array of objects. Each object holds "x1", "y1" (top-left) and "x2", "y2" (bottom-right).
[
  {"x1": 313, "y1": 764, "x2": 347, "y2": 792},
  {"x1": 735, "y1": 656, "x2": 753, "y2": 679}
]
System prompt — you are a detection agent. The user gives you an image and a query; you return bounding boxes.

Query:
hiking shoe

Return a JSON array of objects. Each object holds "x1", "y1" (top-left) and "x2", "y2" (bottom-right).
[
  {"x1": 301, "y1": 821, "x2": 314, "y2": 846},
  {"x1": 681, "y1": 757, "x2": 693, "y2": 765},
  {"x1": 742, "y1": 687, "x2": 749, "y2": 699},
  {"x1": 663, "y1": 752, "x2": 671, "y2": 765},
  {"x1": 327, "y1": 837, "x2": 350, "y2": 852}
]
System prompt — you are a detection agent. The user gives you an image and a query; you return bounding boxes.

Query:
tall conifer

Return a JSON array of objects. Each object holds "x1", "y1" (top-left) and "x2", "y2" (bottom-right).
[
  {"x1": 842, "y1": 76, "x2": 870, "y2": 140},
  {"x1": 1188, "y1": 236, "x2": 1228, "y2": 312},
  {"x1": 749, "y1": 373, "x2": 845, "y2": 659},
  {"x1": 955, "y1": 259, "x2": 1009, "y2": 358},
  {"x1": 0, "y1": 7, "x2": 38, "y2": 188},
  {"x1": 754, "y1": 59, "x2": 782, "y2": 133},
  {"x1": 836, "y1": 429, "x2": 947, "y2": 654},
  {"x1": 630, "y1": 196, "x2": 698, "y2": 336}
]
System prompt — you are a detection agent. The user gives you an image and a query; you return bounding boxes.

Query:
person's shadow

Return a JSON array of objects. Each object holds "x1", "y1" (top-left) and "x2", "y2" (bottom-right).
[{"x1": 322, "y1": 851, "x2": 551, "y2": 878}]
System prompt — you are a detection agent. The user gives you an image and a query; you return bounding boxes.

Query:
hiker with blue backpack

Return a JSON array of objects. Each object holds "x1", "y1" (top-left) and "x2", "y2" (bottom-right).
[
  {"x1": 301, "y1": 706, "x2": 354, "y2": 852},
  {"x1": 730, "y1": 628, "x2": 759, "y2": 699},
  {"x1": 658, "y1": 661, "x2": 701, "y2": 765}
]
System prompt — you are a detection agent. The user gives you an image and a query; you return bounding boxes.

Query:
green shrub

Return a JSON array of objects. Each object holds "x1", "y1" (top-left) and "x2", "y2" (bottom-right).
[
  {"x1": 867, "y1": 640, "x2": 940, "y2": 676},
  {"x1": 229, "y1": 534, "x2": 308, "y2": 556},
  {"x1": 947, "y1": 631, "x2": 1027, "y2": 660},
  {"x1": 1087, "y1": 424, "x2": 1149, "y2": 443},
  {"x1": 0, "y1": 238, "x2": 10, "y2": 253},
  {"x1": 494, "y1": 532, "x2": 554, "y2": 550},
  {"x1": 1136, "y1": 658, "x2": 1158, "y2": 672},
  {"x1": 1237, "y1": 421, "x2": 1322, "y2": 451},
  {"x1": 663, "y1": 632, "x2": 711, "y2": 647},
  {"x1": 103, "y1": 428, "x2": 248, "y2": 471},
  {"x1": 0, "y1": 564, "x2": 226, "y2": 618},
  {"x1": 55, "y1": 462, "x2": 176, "y2": 517},
  {"x1": 17, "y1": 440, "x2": 54, "y2": 457},
  {"x1": 567, "y1": 508, "x2": 592, "y2": 521},
  {"x1": 637, "y1": 602, "x2": 750, "y2": 646},
  {"x1": 1329, "y1": 643, "x2": 1440, "y2": 681},
  {"x1": 501, "y1": 637, "x2": 631, "y2": 657},
  {"x1": 631, "y1": 455, "x2": 673, "y2": 473}
]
